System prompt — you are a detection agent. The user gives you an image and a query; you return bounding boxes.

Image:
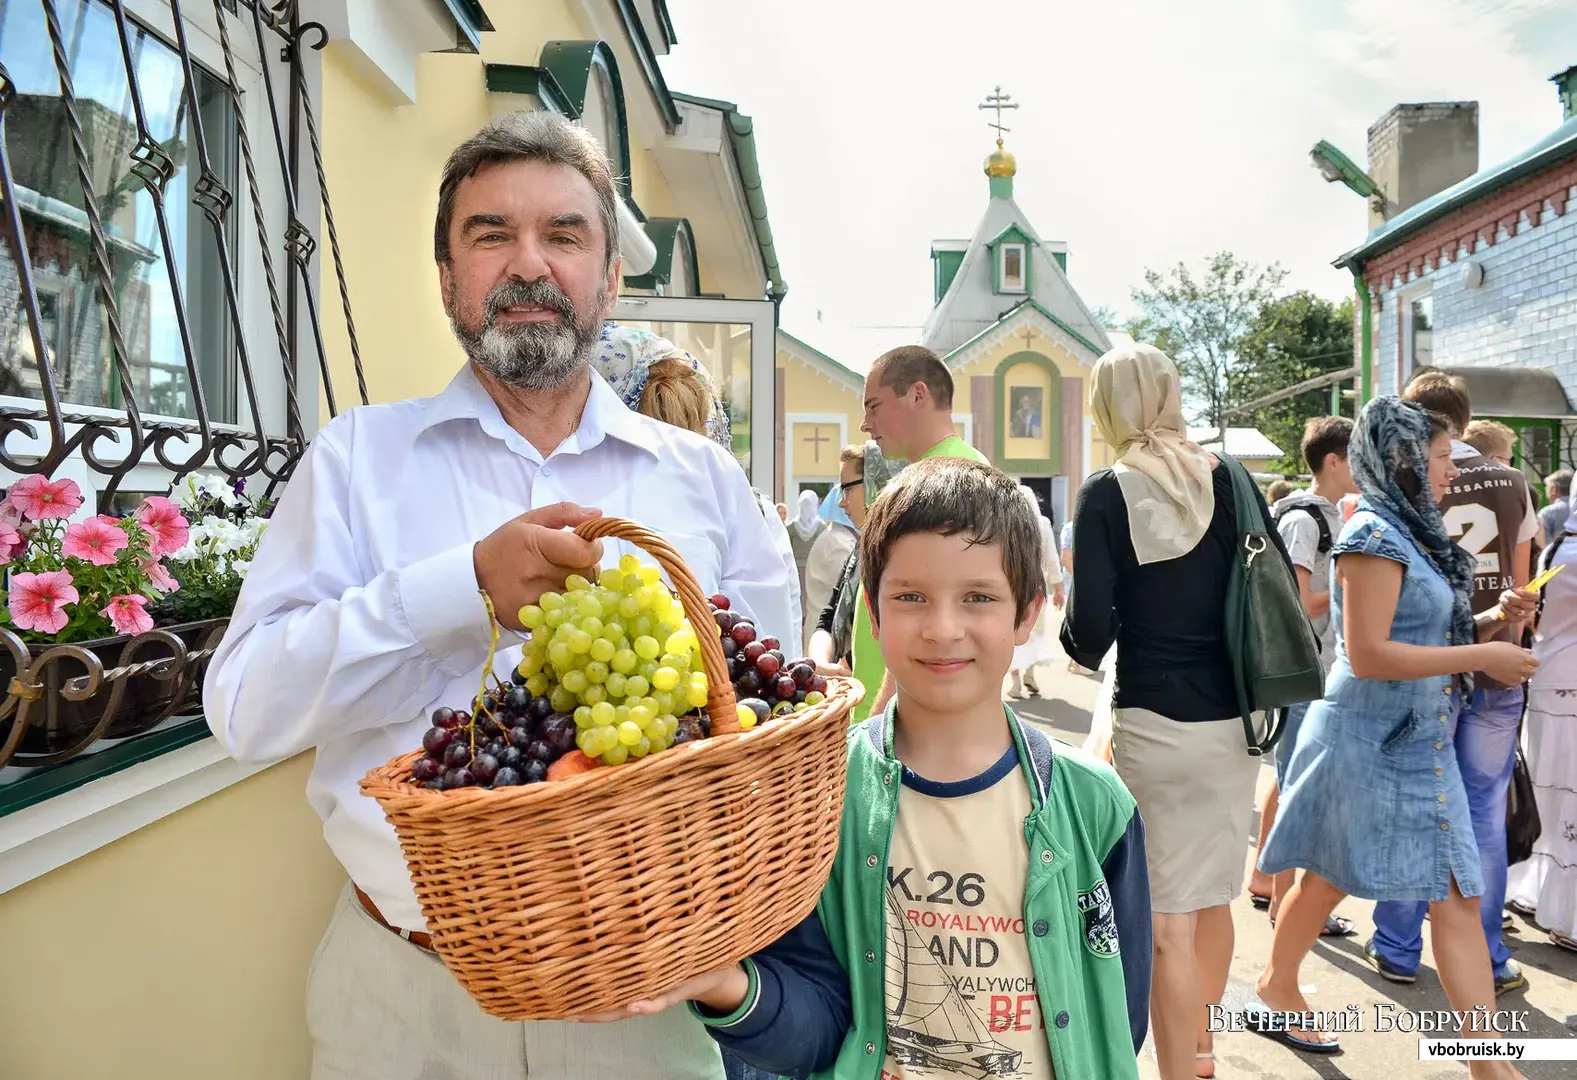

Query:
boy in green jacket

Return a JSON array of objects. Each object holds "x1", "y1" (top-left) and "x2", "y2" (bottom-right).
[{"x1": 687, "y1": 458, "x2": 1151, "y2": 1079}]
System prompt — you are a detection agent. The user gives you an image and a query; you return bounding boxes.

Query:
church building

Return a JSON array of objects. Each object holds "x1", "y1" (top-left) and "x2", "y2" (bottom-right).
[{"x1": 775, "y1": 91, "x2": 1119, "y2": 525}]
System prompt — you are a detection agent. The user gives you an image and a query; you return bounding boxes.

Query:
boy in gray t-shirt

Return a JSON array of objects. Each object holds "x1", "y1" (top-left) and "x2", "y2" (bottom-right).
[{"x1": 1249, "y1": 416, "x2": 1357, "y2": 923}]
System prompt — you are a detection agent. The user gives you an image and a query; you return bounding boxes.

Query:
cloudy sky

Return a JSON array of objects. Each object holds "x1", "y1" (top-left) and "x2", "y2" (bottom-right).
[{"x1": 660, "y1": 0, "x2": 1577, "y2": 371}]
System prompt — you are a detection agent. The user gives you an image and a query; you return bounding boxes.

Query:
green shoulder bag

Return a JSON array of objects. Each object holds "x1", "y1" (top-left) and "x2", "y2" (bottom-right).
[{"x1": 1221, "y1": 454, "x2": 1325, "y2": 755}]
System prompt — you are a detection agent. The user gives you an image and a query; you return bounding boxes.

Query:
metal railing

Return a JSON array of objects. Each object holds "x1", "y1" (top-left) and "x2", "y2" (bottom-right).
[
  {"x1": 0, "y1": 0, "x2": 366, "y2": 784},
  {"x1": 0, "y1": 0, "x2": 366, "y2": 515}
]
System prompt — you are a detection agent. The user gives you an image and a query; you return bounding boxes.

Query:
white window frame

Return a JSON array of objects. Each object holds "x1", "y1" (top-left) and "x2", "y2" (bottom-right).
[
  {"x1": 1399, "y1": 285, "x2": 1434, "y2": 387},
  {"x1": 998, "y1": 242, "x2": 1027, "y2": 294},
  {"x1": 0, "y1": 0, "x2": 329, "y2": 890},
  {"x1": 610, "y1": 295, "x2": 778, "y2": 494},
  {"x1": 0, "y1": 0, "x2": 320, "y2": 507},
  {"x1": 784, "y1": 412, "x2": 849, "y2": 502}
]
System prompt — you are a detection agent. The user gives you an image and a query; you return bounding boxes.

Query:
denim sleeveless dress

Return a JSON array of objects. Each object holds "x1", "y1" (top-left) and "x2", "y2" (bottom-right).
[{"x1": 1258, "y1": 510, "x2": 1483, "y2": 902}]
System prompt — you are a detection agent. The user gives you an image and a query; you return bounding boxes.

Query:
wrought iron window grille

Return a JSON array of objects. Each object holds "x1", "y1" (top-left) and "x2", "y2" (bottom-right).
[{"x1": 0, "y1": 0, "x2": 367, "y2": 791}]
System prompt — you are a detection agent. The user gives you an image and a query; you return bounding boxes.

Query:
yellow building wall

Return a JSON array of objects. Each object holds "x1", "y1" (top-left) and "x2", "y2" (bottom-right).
[
  {"x1": 1000, "y1": 359, "x2": 1054, "y2": 463},
  {"x1": 950, "y1": 334, "x2": 1119, "y2": 471},
  {"x1": 778, "y1": 351, "x2": 863, "y2": 486},
  {"x1": 0, "y1": 754, "x2": 345, "y2": 1080}
]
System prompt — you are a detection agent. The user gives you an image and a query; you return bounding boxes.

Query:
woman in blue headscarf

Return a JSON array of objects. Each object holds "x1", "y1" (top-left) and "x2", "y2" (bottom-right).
[{"x1": 1248, "y1": 397, "x2": 1537, "y2": 1073}]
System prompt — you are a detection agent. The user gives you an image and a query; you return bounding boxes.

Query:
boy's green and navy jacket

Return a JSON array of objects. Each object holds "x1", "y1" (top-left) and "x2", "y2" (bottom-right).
[{"x1": 698, "y1": 705, "x2": 1151, "y2": 1079}]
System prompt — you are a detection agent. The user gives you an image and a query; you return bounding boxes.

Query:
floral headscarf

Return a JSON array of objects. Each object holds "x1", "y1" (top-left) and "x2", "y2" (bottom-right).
[
  {"x1": 1349, "y1": 395, "x2": 1477, "y2": 684},
  {"x1": 593, "y1": 323, "x2": 731, "y2": 449}
]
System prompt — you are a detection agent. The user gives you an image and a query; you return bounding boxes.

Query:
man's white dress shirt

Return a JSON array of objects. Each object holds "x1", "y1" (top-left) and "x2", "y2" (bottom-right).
[{"x1": 205, "y1": 365, "x2": 795, "y2": 932}]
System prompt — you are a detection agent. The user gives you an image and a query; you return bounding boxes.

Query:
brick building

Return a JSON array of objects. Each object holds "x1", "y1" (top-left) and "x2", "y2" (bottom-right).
[{"x1": 1336, "y1": 66, "x2": 1577, "y2": 495}]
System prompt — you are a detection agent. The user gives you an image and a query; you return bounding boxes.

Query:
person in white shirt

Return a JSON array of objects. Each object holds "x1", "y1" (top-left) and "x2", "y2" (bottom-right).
[{"x1": 205, "y1": 112, "x2": 797, "y2": 1080}]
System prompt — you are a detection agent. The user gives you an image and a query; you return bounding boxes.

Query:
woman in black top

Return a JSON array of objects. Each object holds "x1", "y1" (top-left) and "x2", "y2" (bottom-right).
[{"x1": 1060, "y1": 345, "x2": 1287, "y2": 1080}]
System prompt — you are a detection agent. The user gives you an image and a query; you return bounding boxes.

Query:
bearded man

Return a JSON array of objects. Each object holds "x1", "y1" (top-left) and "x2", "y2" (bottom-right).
[{"x1": 204, "y1": 113, "x2": 821, "y2": 1079}]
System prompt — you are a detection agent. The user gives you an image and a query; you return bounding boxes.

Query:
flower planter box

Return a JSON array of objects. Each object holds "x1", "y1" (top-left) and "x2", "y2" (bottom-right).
[{"x1": 0, "y1": 619, "x2": 228, "y2": 766}]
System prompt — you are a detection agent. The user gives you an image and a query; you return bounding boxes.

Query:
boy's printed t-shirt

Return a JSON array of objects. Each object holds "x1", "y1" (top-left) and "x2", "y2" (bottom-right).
[
  {"x1": 1443, "y1": 441, "x2": 1538, "y2": 688},
  {"x1": 851, "y1": 436, "x2": 990, "y2": 721},
  {"x1": 882, "y1": 748, "x2": 1055, "y2": 1079},
  {"x1": 1271, "y1": 492, "x2": 1342, "y2": 671}
]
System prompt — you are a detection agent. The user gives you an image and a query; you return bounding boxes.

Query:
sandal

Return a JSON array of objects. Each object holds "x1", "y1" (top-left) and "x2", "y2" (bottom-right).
[
  {"x1": 1250, "y1": 892, "x2": 1272, "y2": 910},
  {"x1": 1269, "y1": 914, "x2": 1356, "y2": 938},
  {"x1": 1241, "y1": 999, "x2": 1341, "y2": 1054},
  {"x1": 1196, "y1": 1051, "x2": 1216, "y2": 1078},
  {"x1": 1550, "y1": 930, "x2": 1577, "y2": 953}
]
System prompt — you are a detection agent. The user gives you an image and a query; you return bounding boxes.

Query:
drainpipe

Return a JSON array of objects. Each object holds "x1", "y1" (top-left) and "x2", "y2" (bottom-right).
[{"x1": 1354, "y1": 271, "x2": 1372, "y2": 405}]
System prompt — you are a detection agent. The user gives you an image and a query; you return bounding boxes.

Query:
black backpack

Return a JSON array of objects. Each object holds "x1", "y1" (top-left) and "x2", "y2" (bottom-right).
[{"x1": 1272, "y1": 503, "x2": 1333, "y2": 555}]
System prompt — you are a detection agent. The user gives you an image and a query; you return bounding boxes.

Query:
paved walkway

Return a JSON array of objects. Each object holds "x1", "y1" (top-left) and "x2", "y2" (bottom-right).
[{"x1": 1009, "y1": 632, "x2": 1577, "y2": 1078}]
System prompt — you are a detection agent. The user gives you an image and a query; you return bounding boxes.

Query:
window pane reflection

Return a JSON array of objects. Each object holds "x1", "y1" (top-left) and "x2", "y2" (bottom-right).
[{"x1": 0, "y1": 0, "x2": 238, "y2": 422}]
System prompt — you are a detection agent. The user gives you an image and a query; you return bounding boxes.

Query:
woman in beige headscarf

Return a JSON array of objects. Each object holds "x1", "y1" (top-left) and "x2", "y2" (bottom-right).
[{"x1": 1060, "y1": 343, "x2": 1286, "y2": 1080}]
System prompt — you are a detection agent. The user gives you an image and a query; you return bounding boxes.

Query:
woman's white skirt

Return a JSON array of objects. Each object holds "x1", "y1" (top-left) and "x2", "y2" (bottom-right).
[{"x1": 1506, "y1": 686, "x2": 1577, "y2": 940}]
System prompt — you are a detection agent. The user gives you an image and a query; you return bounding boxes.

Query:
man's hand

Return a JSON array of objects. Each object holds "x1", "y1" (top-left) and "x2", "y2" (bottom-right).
[
  {"x1": 568, "y1": 964, "x2": 751, "y2": 1024},
  {"x1": 1052, "y1": 583, "x2": 1066, "y2": 610},
  {"x1": 473, "y1": 503, "x2": 605, "y2": 630}
]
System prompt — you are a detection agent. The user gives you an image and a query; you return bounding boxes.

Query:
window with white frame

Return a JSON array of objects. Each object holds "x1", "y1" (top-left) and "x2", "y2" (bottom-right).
[
  {"x1": 0, "y1": 0, "x2": 323, "y2": 510},
  {"x1": 1402, "y1": 291, "x2": 1433, "y2": 382},
  {"x1": 0, "y1": 0, "x2": 243, "y2": 424},
  {"x1": 998, "y1": 243, "x2": 1026, "y2": 293}
]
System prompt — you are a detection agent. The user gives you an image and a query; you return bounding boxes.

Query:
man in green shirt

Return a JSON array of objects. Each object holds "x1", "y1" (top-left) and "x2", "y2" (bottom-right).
[{"x1": 852, "y1": 345, "x2": 989, "y2": 720}]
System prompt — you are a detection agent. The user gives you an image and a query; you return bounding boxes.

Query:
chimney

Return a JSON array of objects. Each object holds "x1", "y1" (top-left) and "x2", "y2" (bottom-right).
[
  {"x1": 1365, "y1": 102, "x2": 1479, "y2": 230},
  {"x1": 1554, "y1": 65, "x2": 1577, "y2": 122}
]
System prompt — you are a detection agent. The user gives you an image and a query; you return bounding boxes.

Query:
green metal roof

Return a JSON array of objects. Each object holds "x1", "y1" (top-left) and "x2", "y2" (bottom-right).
[
  {"x1": 941, "y1": 297, "x2": 1105, "y2": 365},
  {"x1": 624, "y1": 217, "x2": 700, "y2": 291},
  {"x1": 436, "y1": 0, "x2": 493, "y2": 53},
  {"x1": 672, "y1": 92, "x2": 788, "y2": 302},
  {"x1": 1336, "y1": 113, "x2": 1577, "y2": 270},
  {"x1": 612, "y1": 0, "x2": 680, "y2": 131},
  {"x1": 777, "y1": 329, "x2": 863, "y2": 387}
]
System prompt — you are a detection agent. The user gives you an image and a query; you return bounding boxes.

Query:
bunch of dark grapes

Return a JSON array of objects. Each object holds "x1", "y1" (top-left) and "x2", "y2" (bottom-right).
[
  {"x1": 409, "y1": 672, "x2": 579, "y2": 790},
  {"x1": 707, "y1": 593, "x2": 829, "y2": 730}
]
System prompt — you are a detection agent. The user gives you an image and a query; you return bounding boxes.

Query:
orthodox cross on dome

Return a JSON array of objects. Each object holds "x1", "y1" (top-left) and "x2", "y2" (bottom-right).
[{"x1": 979, "y1": 85, "x2": 1019, "y2": 147}]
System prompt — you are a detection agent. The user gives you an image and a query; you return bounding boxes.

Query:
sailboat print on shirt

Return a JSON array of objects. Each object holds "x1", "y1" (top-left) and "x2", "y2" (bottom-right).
[{"x1": 884, "y1": 887, "x2": 1023, "y2": 1077}]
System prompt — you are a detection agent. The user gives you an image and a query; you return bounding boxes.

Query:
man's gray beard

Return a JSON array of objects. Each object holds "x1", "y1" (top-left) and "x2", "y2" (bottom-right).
[{"x1": 450, "y1": 282, "x2": 606, "y2": 391}]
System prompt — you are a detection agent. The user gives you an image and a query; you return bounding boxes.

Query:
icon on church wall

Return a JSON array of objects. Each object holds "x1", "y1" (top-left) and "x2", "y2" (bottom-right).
[{"x1": 1009, "y1": 387, "x2": 1043, "y2": 440}]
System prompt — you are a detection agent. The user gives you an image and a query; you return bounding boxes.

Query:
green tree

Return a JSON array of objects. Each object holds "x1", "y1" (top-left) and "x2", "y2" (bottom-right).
[
  {"x1": 1128, "y1": 252, "x2": 1288, "y2": 429},
  {"x1": 1232, "y1": 291, "x2": 1354, "y2": 474},
  {"x1": 1092, "y1": 305, "x2": 1122, "y2": 331}
]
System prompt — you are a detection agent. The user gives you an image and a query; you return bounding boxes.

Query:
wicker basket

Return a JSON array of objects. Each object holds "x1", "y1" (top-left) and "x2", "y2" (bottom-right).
[{"x1": 360, "y1": 517, "x2": 860, "y2": 1020}]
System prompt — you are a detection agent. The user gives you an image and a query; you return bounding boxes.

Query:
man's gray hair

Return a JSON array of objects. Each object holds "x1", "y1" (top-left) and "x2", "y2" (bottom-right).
[{"x1": 433, "y1": 111, "x2": 621, "y2": 269}]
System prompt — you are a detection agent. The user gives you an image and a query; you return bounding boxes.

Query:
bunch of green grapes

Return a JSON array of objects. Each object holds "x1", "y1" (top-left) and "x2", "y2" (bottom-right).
[{"x1": 516, "y1": 554, "x2": 712, "y2": 767}]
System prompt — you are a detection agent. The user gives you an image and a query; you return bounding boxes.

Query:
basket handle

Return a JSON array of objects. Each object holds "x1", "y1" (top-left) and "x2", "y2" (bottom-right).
[{"x1": 573, "y1": 518, "x2": 740, "y2": 736}]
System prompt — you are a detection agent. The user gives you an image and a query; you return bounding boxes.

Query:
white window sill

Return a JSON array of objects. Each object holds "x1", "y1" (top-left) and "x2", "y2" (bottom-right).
[{"x1": 0, "y1": 731, "x2": 270, "y2": 894}]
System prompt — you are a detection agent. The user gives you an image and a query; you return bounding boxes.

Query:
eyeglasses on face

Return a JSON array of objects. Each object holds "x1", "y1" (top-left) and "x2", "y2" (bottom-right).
[{"x1": 839, "y1": 478, "x2": 864, "y2": 494}]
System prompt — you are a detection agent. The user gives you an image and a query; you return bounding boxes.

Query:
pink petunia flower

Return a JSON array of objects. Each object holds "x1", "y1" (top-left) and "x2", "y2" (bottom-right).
[
  {"x1": 102, "y1": 593, "x2": 153, "y2": 637},
  {"x1": 63, "y1": 515, "x2": 129, "y2": 566},
  {"x1": 8, "y1": 474, "x2": 83, "y2": 521},
  {"x1": 8, "y1": 570, "x2": 79, "y2": 634},
  {"x1": 0, "y1": 495, "x2": 23, "y2": 532},
  {"x1": 136, "y1": 496, "x2": 189, "y2": 557},
  {"x1": 141, "y1": 558, "x2": 179, "y2": 595},
  {"x1": 0, "y1": 523, "x2": 22, "y2": 565}
]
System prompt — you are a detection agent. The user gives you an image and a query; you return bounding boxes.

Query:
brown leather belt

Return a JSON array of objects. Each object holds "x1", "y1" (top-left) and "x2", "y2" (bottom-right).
[{"x1": 355, "y1": 885, "x2": 436, "y2": 953}]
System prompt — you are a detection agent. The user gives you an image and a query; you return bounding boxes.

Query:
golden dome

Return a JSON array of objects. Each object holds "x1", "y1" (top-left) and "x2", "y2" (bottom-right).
[{"x1": 984, "y1": 139, "x2": 1016, "y2": 178}]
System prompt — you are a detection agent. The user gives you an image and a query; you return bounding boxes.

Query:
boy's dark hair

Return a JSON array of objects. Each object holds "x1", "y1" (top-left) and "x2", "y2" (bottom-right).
[
  {"x1": 1301, "y1": 415, "x2": 1354, "y2": 474},
  {"x1": 859, "y1": 458, "x2": 1042, "y2": 625},
  {"x1": 872, "y1": 345, "x2": 954, "y2": 410},
  {"x1": 1401, "y1": 371, "x2": 1471, "y2": 435}
]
